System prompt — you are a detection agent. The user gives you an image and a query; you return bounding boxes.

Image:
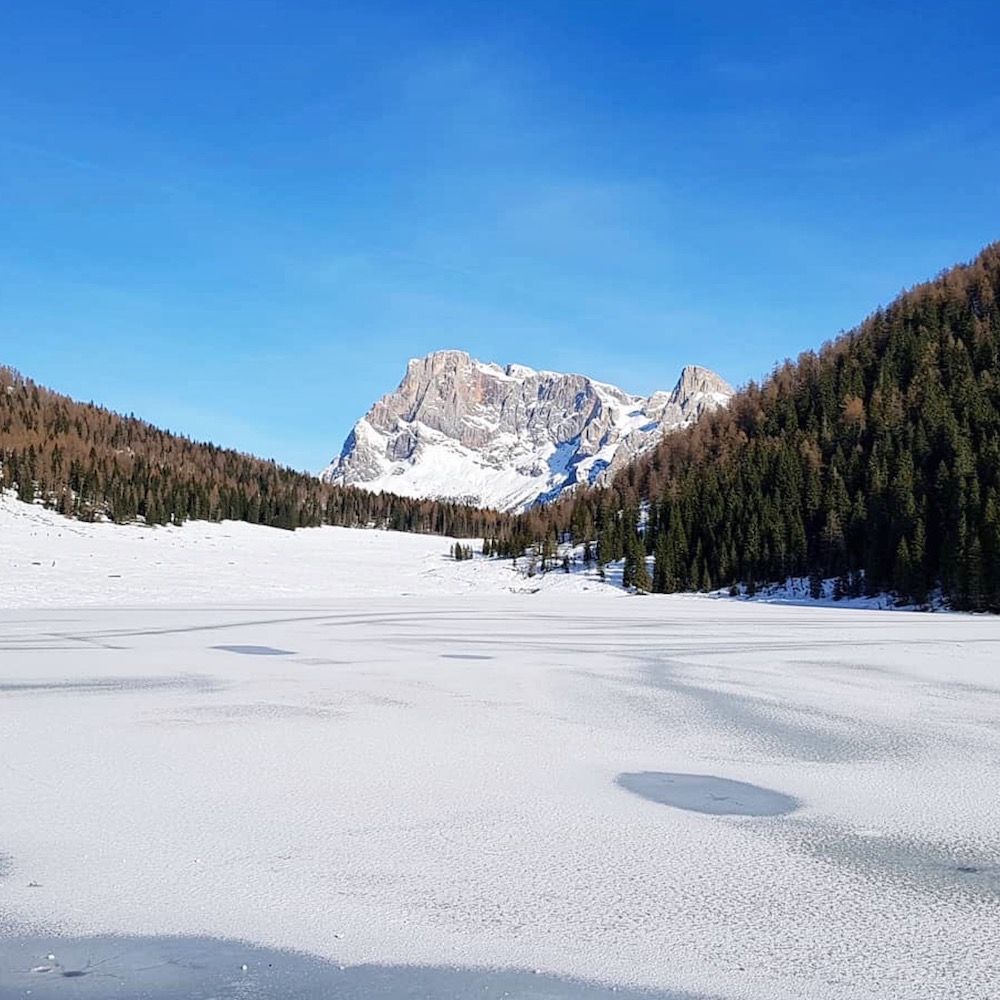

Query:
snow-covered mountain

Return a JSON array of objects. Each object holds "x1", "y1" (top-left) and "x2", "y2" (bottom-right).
[{"x1": 320, "y1": 350, "x2": 733, "y2": 511}]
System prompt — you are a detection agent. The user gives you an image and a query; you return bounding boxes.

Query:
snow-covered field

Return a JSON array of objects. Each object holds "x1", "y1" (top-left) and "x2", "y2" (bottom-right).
[
  {"x1": 2, "y1": 495, "x2": 999, "y2": 999},
  {"x1": 0, "y1": 494, "x2": 601, "y2": 608}
]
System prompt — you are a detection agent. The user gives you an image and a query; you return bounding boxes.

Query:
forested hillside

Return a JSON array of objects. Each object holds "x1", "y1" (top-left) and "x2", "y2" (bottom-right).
[
  {"x1": 0, "y1": 367, "x2": 509, "y2": 539},
  {"x1": 505, "y1": 243, "x2": 1000, "y2": 611}
]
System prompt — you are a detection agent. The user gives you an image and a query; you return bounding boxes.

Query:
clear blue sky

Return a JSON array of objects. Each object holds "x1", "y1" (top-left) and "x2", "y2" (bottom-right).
[{"x1": 3, "y1": 2, "x2": 999, "y2": 471}]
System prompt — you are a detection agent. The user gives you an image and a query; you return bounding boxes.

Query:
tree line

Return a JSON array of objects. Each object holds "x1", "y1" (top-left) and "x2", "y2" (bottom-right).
[{"x1": 0, "y1": 367, "x2": 511, "y2": 540}]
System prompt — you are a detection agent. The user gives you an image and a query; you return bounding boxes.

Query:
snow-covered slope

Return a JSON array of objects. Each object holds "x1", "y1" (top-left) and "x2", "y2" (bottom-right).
[{"x1": 320, "y1": 350, "x2": 732, "y2": 510}]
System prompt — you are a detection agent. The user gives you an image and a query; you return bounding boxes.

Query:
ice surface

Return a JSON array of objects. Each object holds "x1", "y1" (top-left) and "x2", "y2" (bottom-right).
[{"x1": 2, "y1": 495, "x2": 999, "y2": 998}]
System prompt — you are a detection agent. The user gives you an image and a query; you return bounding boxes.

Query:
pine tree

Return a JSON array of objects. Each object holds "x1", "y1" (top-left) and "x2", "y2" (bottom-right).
[{"x1": 634, "y1": 548, "x2": 651, "y2": 592}]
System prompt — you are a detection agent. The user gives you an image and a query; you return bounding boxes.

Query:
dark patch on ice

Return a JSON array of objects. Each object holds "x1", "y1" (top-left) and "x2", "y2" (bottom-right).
[
  {"x1": 0, "y1": 853, "x2": 12, "y2": 879},
  {"x1": 0, "y1": 676, "x2": 215, "y2": 695},
  {"x1": 440, "y1": 653, "x2": 495, "y2": 660},
  {"x1": 943, "y1": 863, "x2": 1000, "y2": 891},
  {"x1": 211, "y1": 644, "x2": 295, "y2": 656},
  {"x1": 617, "y1": 772, "x2": 800, "y2": 817},
  {"x1": 0, "y1": 933, "x2": 707, "y2": 999}
]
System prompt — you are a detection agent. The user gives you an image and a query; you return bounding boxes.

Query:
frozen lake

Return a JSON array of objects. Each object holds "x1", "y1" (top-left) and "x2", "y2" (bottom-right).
[
  {"x1": 2, "y1": 597, "x2": 999, "y2": 999},
  {"x1": 1, "y1": 499, "x2": 999, "y2": 998}
]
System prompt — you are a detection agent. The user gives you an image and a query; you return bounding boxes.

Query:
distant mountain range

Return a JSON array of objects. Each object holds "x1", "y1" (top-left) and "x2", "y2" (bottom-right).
[{"x1": 320, "y1": 349, "x2": 734, "y2": 511}]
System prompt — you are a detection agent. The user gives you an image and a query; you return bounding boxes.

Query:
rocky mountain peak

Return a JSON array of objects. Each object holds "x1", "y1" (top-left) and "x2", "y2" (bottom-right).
[
  {"x1": 673, "y1": 364, "x2": 733, "y2": 401},
  {"x1": 321, "y1": 351, "x2": 733, "y2": 511}
]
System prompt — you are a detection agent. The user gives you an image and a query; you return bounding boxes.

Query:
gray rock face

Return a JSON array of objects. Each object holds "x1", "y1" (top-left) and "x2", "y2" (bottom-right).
[{"x1": 320, "y1": 350, "x2": 733, "y2": 511}]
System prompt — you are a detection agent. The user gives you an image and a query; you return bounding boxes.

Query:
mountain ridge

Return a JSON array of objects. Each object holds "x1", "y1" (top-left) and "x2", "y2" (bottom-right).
[{"x1": 320, "y1": 350, "x2": 733, "y2": 510}]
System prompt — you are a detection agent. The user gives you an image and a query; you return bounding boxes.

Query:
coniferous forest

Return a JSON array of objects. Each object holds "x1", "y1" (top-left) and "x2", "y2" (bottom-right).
[
  {"x1": 0, "y1": 367, "x2": 509, "y2": 539},
  {"x1": 501, "y1": 242, "x2": 1000, "y2": 611}
]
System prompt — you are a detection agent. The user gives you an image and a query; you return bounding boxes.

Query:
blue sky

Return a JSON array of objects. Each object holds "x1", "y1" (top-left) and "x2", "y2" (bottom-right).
[{"x1": 2, "y1": 1, "x2": 999, "y2": 471}]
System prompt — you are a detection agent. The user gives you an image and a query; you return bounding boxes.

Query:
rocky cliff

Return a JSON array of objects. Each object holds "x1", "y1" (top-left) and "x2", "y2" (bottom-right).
[{"x1": 320, "y1": 350, "x2": 733, "y2": 510}]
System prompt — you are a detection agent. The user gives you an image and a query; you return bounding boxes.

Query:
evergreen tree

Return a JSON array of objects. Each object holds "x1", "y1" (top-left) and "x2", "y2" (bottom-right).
[{"x1": 633, "y1": 546, "x2": 651, "y2": 592}]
